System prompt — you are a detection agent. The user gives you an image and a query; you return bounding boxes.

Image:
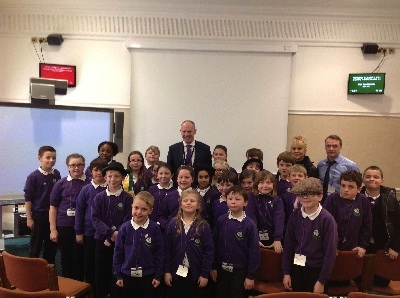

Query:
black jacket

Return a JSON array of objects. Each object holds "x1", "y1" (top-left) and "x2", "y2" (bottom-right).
[{"x1": 296, "y1": 156, "x2": 319, "y2": 178}]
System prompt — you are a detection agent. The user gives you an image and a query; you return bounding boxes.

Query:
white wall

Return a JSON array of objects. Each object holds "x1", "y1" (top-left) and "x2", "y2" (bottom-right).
[
  {"x1": 129, "y1": 48, "x2": 292, "y2": 171},
  {"x1": 0, "y1": 36, "x2": 131, "y2": 109},
  {"x1": 289, "y1": 46, "x2": 400, "y2": 114}
]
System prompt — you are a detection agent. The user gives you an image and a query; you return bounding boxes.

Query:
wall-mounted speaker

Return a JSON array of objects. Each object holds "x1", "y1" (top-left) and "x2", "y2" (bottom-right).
[
  {"x1": 47, "y1": 34, "x2": 64, "y2": 46},
  {"x1": 361, "y1": 43, "x2": 379, "y2": 54},
  {"x1": 30, "y1": 83, "x2": 55, "y2": 105},
  {"x1": 114, "y1": 112, "x2": 124, "y2": 153}
]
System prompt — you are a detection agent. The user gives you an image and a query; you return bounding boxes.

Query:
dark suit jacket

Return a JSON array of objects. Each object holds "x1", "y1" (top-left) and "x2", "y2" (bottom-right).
[{"x1": 167, "y1": 140, "x2": 212, "y2": 174}]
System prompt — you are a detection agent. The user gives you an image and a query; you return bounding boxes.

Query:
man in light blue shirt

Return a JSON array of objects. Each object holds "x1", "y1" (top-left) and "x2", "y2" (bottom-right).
[{"x1": 317, "y1": 135, "x2": 359, "y2": 202}]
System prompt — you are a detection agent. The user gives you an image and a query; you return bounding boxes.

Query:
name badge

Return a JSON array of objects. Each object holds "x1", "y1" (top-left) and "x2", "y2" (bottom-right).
[
  {"x1": 176, "y1": 265, "x2": 188, "y2": 277},
  {"x1": 67, "y1": 208, "x2": 75, "y2": 217},
  {"x1": 131, "y1": 267, "x2": 142, "y2": 278},
  {"x1": 259, "y1": 231, "x2": 269, "y2": 241},
  {"x1": 222, "y1": 262, "x2": 233, "y2": 272},
  {"x1": 294, "y1": 253, "x2": 306, "y2": 266}
]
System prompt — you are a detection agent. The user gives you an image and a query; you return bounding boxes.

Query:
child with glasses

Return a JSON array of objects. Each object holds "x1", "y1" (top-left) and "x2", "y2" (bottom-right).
[
  {"x1": 50, "y1": 153, "x2": 90, "y2": 281},
  {"x1": 282, "y1": 178, "x2": 337, "y2": 294}
]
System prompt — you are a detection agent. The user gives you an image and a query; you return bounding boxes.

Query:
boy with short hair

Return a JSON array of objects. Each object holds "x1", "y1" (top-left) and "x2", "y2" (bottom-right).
[
  {"x1": 281, "y1": 164, "x2": 307, "y2": 225},
  {"x1": 361, "y1": 166, "x2": 400, "y2": 286},
  {"x1": 24, "y1": 145, "x2": 61, "y2": 264},
  {"x1": 211, "y1": 171, "x2": 238, "y2": 228},
  {"x1": 74, "y1": 157, "x2": 108, "y2": 291},
  {"x1": 211, "y1": 185, "x2": 260, "y2": 298},
  {"x1": 114, "y1": 191, "x2": 164, "y2": 297},
  {"x1": 282, "y1": 178, "x2": 337, "y2": 293},
  {"x1": 276, "y1": 151, "x2": 296, "y2": 196},
  {"x1": 245, "y1": 148, "x2": 263, "y2": 160},
  {"x1": 323, "y1": 170, "x2": 372, "y2": 258}
]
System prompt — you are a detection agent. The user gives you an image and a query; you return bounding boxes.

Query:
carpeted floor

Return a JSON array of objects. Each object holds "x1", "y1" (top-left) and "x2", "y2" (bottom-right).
[{"x1": 4, "y1": 233, "x2": 62, "y2": 275}]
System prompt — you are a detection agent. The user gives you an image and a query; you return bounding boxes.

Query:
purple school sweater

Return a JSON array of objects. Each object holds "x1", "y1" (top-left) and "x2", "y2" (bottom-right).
[
  {"x1": 246, "y1": 193, "x2": 285, "y2": 243},
  {"x1": 282, "y1": 207, "x2": 338, "y2": 284},
  {"x1": 323, "y1": 192, "x2": 372, "y2": 250},
  {"x1": 199, "y1": 187, "x2": 220, "y2": 227},
  {"x1": 148, "y1": 184, "x2": 177, "y2": 223},
  {"x1": 113, "y1": 219, "x2": 164, "y2": 280},
  {"x1": 50, "y1": 176, "x2": 90, "y2": 226},
  {"x1": 281, "y1": 192, "x2": 300, "y2": 225},
  {"x1": 91, "y1": 189, "x2": 132, "y2": 243},
  {"x1": 211, "y1": 198, "x2": 228, "y2": 229},
  {"x1": 276, "y1": 175, "x2": 292, "y2": 197},
  {"x1": 213, "y1": 213, "x2": 260, "y2": 279},
  {"x1": 24, "y1": 168, "x2": 61, "y2": 212},
  {"x1": 74, "y1": 182, "x2": 107, "y2": 237},
  {"x1": 164, "y1": 218, "x2": 214, "y2": 281}
]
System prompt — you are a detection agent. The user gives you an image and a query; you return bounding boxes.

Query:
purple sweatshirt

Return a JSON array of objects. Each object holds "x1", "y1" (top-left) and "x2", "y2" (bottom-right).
[
  {"x1": 213, "y1": 213, "x2": 260, "y2": 279},
  {"x1": 246, "y1": 193, "x2": 285, "y2": 244},
  {"x1": 91, "y1": 189, "x2": 132, "y2": 243},
  {"x1": 74, "y1": 182, "x2": 107, "y2": 237},
  {"x1": 164, "y1": 218, "x2": 214, "y2": 281},
  {"x1": 50, "y1": 176, "x2": 90, "y2": 226},
  {"x1": 24, "y1": 168, "x2": 61, "y2": 212},
  {"x1": 148, "y1": 184, "x2": 177, "y2": 223},
  {"x1": 282, "y1": 206, "x2": 338, "y2": 284},
  {"x1": 323, "y1": 192, "x2": 372, "y2": 250},
  {"x1": 113, "y1": 219, "x2": 164, "y2": 281}
]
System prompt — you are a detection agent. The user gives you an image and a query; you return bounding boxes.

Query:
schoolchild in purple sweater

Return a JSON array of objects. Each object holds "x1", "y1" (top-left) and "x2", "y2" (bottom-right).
[
  {"x1": 323, "y1": 170, "x2": 372, "y2": 257},
  {"x1": 147, "y1": 162, "x2": 175, "y2": 225},
  {"x1": 122, "y1": 150, "x2": 152, "y2": 194},
  {"x1": 282, "y1": 178, "x2": 338, "y2": 294},
  {"x1": 211, "y1": 171, "x2": 238, "y2": 229},
  {"x1": 74, "y1": 157, "x2": 108, "y2": 291},
  {"x1": 114, "y1": 191, "x2": 164, "y2": 298},
  {"x1": 159, "y1": 166, "x2": 207, "y2": 230},
  {"x1": 211, "y1": 186, "x2": 260, "y2": 298},
  {"x1": 50, "y1": 153, "x2": 90, "y2": 281},
  {"x1": 164, "y1": 190, "x2": 214, "y2": 298},
  {"x1": 24, "y1": 146, "x2": 60, "y2": 264},
  {"x1": 281, "y1": 164, "x2": 307, "y2": 226},
  {"x1": 246, "y1": 170, "x2": 284, "y2": 253},
  {"x1": 275, "y1": 151, "x2": 296, "y2": 197},
  {"x1": 195, "y1": 164, "x2": 220, "y2": 226},
  {"x1": 91, "y1": 161, "x2": 133, "y2": 298}
]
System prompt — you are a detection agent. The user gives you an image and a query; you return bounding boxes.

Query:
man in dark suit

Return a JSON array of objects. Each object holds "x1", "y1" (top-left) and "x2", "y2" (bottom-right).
[{"x1": 167, "y1": 120, "x2": 212, "y2": 175}]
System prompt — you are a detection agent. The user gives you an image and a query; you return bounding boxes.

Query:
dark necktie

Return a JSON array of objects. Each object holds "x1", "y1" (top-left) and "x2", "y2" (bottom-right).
[
  {"x1": 185, "y1": 145, "x2": 193, "y2": 166},
  {"x1": 322, "y1": 160, "x2": 335, "y2": 202}
]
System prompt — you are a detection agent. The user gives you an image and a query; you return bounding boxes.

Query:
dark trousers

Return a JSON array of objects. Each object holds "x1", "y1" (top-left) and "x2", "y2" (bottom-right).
[
  {"x1": 167, "y1": 270, "x2": 206, "y2": 298},
  {"x1": 57, "y1": 226, "x2": 84, "y2": 281},
  {"x1": 122, "y1": 274, "x2": 157, "y2": 298},
  {"x1": 95, "y1": 240, "x2": 114, "y2": 298},
  {"x1": 84, "y1": 236, "x2": 96, "y2": 291},
  {"x1": 291, "y1": 264, "x2": 322, "y2": 292},
  {"x1": 217, "y1": 268, "x2": 247, "y2": 298},
  {"x1": 29, "y1": 211, "x2": 58, "y2": 264}
]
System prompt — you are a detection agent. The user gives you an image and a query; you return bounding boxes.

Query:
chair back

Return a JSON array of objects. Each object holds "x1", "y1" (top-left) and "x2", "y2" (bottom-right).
[
  {"x1": 348, "y1": 292, "x2": 400, "y2": 298},
  {"x1": 0, "y1": 287, "x2": 66, "y2": 298},
  {"x1": 329, "y1": 250, "x2": 364, "y2": 281},
  {"x1": 256, "y1": 248, "x2": 283, "y2": 282},
  {"x1": 256, "y1": 292, "x2": 329, "y2": 297},
  {"x1": 1, "y1": 251, "x2": 50, "y2": 292},
  {"x1": 374, "y1": 249, "x2": 400, "y2": 281}
]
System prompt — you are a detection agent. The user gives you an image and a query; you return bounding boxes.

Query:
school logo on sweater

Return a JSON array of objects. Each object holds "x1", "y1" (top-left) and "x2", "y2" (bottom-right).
[
  {"x1": 353, "y1": 208, "x2": 360, "y2": 217},
  {"x1": 194, "y1": 238, "x2": 201, "y2": 247},
  {"x1": 145, "y1": 234, "x2": 152, "y2": 247},
  {"x1": 236, "y1": 231, "x2": 243, "y2": 241},
  {"x1": 117, "y1": 203, "x2": 123, "y2": 210},
  {"x1": 313, "y1": 230, "x2": 320, "y2": 240}
]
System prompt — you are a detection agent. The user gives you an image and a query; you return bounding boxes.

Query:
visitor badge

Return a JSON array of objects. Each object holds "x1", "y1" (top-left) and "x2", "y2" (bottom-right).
[
  {"x1": 259, "y1": 231, "x2": 269, "y2": 241},
  {"x1": 67, "y1": 208, "x2": 75, "y2": 217},
  {"x1": 176, "y1": 265, "x2": 188, "y2": 277},
  {"x1": 294, "y1": 253, "x2": 306, "y2": 266},
  {"x1": 222, "y1": 262, "x2": 233, "y2": 272},
  {"x1": 131, "y1": 267, "x2": 142, "y2": 278}
]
